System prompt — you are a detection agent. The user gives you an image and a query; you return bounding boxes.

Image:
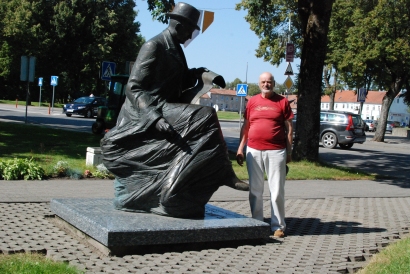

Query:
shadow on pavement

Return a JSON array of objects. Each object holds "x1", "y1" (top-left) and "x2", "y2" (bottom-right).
[
  {"x1": 319, "y1": 146, "x2": 409, "y2": 180},
  {"x1": 285, "y1": 217, "x2": 387, "y2": 236}
]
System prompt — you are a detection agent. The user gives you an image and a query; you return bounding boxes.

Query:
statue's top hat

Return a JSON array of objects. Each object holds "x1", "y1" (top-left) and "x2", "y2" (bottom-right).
[{"x1": 167, "y1": 2, "x2": 200, "y2": 30}]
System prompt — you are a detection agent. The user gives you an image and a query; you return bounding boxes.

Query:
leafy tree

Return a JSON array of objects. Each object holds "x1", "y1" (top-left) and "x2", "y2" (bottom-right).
[
  {"x1": 0, "y1": 0, "x2": 143, "y2": 102},
  {"x1": 236, "y1": 0, "x2": 334, "y2": 161},
  {"x1": 225, "y1": 78, "x2": 244, "y2": 90},
  {"x1": 330, "y1": 0, "x2": 410, "y2": 142},
  {"x1": 248, "y1": 83, "x2": 260, "y2": 96}
]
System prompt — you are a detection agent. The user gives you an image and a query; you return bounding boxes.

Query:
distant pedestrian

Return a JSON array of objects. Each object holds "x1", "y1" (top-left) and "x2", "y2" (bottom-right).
[{"x1": 236, "y1": 72, "x2": 294, "y2": 238}]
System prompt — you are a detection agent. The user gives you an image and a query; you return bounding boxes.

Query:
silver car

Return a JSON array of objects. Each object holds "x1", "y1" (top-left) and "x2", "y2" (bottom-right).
[
  {"x1": 374, "y1": 120, "x2": 393, "y2": 133},
  {"x1": 364, "y1": 119, "x2": 376, "y2": 132}
]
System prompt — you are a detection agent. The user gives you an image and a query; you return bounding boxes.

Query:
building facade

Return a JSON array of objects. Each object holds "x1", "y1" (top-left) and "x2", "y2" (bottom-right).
[
  {"x1": 197, "y1": 89, "x2": 409, "y2": 126},
  {"x1": 198, "y1": 89, "x2": 249, "y2": 112}
]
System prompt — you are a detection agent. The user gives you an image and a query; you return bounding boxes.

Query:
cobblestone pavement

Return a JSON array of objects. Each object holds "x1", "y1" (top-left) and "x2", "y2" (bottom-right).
[{"x1": 2, "y1": 197, "x2": 410, "y2": 273}]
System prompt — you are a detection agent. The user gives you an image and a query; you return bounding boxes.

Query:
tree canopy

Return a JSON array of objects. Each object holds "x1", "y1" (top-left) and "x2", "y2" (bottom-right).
[
  {"x1": 329, "y1": 0, "x2": 410, "y2": 141},
  {"x1": 237, "y1": 0, "x2": 334, "y2": 161},
  {"x1": 0, "y1": 0, "x2": 143, "y2": 102}
]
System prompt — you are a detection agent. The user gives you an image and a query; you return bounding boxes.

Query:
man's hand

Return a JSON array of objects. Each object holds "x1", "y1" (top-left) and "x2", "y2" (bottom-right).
[
  {"x1": 155, "y1": 118, "x2": 176, "y2": 138},
  {"x1": 236, "y1": 153, "x2": 244, "y2": 166}
]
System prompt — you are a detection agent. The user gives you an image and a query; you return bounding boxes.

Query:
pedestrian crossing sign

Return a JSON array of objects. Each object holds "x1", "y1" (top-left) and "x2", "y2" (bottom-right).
[
  {"x1": 101, "y1": 61, "x2": 116, "y2": 81},
  {"x1": 50, "y1": 76, "x2": 58, "y2": 86},
  {"x1": 236, "y1": 84, "x2": 248, "y2": 97}
]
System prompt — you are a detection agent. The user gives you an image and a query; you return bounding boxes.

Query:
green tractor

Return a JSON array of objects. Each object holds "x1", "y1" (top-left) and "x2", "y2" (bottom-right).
[{"x1": 92, "y1": 74, "x2": 129, "y2": 134}]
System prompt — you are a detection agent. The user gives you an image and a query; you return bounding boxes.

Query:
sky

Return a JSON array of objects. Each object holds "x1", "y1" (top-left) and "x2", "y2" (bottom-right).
[{"x1": 134, "y1": 0, "x2": 299, "y2": 86}]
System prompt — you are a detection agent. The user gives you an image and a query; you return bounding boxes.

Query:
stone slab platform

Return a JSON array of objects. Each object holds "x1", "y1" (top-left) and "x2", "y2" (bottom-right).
[{"x1": 50, "y1": 198, "x2": 270, "y2": 256}]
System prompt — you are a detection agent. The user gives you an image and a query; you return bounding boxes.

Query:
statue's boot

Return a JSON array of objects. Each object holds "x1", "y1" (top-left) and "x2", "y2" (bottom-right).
[{"x1": 224, "y1": 170, "x2": 249, "y2": 191}]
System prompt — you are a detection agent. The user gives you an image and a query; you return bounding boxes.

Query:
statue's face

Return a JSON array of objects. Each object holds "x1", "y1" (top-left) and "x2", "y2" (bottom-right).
[{"x1": 175, "y1": 23, "x2": 196, "y2": 44}]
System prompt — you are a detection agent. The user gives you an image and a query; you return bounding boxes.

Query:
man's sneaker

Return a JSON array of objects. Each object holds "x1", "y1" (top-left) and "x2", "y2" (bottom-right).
[{"x1": 273, "y1": 229, "x2": 285, "y2": 238}]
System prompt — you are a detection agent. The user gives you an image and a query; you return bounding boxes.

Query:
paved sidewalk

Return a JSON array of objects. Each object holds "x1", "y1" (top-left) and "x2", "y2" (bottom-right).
[
  {"x1": 1, "y1": 177, "x2": 410, "y2": 273},
  {"x1": 1, "y1": 122, "x2": 409, "y2": 273}
]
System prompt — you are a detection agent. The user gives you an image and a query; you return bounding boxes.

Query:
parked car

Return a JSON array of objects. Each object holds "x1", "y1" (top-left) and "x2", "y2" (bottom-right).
[
  {"x1": 391, "y1": 121, "x2": 401, "y2": 128},
  {"x1": 63, "y1": 96, "x2": 107, "y2": 118},
  {"x1": 374, "y1": 120, "x2": 395, "y2": 133},
  {"x1": 364, "y1": 119, "x2": 376, "y2": 132},
  {"x1": 293, "y1": 110, "x2": 366, "y2": 149}
]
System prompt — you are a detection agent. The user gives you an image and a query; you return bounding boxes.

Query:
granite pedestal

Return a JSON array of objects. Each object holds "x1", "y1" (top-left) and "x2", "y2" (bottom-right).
[{"x1": 50, "y1": 198, "x2": 270, "y2": 256}]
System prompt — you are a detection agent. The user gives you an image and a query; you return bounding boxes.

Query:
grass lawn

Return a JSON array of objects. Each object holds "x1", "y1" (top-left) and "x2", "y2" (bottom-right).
[
  {"x1": 0, "y1": 122, "x2": 101, "y2": 177},
  {"x1": 0, "y1": 252, "x2": 82, "y2": 274},
  {"x1": 216, "y1": 111, "x2": 242, "y2": 120},
  {"x1": 0, "y1": 121, "x2": 378, "y2": 180},
  {"x1": 358, "y1": 234, "x2": 410, "y2": 274}
]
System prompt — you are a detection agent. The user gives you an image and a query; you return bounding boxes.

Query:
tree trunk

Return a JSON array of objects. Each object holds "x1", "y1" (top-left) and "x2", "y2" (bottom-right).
[
  {"x1": 373, "y1": 74, "x2": 408, "y2": 141},
  {"x1": 329, "y1": 70, "x2": 337, "y2": 110},
  {"x1": 293, "y1": 0, "x2": 334, "y2": 162}
]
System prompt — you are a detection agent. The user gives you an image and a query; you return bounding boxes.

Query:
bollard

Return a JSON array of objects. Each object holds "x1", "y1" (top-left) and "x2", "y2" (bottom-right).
[
  {"x1": 48, "y1": 103, "x2": 50, "y2": 114},
  {"x1": 16, "y1": 99, "x2": 18, "y2": 108}
]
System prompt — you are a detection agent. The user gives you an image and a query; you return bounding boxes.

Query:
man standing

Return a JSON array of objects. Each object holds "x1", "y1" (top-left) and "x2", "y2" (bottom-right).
[{"x1": 236, "y1": 72, "x2": 293, "y2": 237}]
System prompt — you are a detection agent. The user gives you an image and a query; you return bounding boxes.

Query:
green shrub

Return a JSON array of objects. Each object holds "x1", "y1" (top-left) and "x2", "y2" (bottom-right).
[
  {"x1": 0, "y1": 158, "x2": 45, "y2": 180},
  {"x1": 0, "y1": 161, "x2": 4, "y2": 179},
  {"x1": 92, "y1": 164, "x2": 114, "y2": 179},
  {"x1": 52, "y1": 161, "x2": 82, "y2": 179},
  {"x1": 52, "y1": 161, "x2": 70, "y2": 177}
]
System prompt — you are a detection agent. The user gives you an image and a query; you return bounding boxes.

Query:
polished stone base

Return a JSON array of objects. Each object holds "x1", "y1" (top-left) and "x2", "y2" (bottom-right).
[{"x1": 50, "y1": 198, "x2": 270, "y2": 256}]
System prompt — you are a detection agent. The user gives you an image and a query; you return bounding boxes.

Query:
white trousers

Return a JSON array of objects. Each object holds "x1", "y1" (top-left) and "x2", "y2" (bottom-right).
[{"x1": 246, "y1": 146, "x2": 286, "y2": 231}]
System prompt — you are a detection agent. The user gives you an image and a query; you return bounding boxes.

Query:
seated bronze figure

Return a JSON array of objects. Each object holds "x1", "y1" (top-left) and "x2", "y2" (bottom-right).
[{"x1": 101, "y1": 2, "x2": 248, "y2": 218}]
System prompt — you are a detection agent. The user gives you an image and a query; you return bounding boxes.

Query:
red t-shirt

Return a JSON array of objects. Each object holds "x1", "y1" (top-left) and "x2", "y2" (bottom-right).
[{"x1": 244, "y1": 93, "x2": 294, "y2": 150}]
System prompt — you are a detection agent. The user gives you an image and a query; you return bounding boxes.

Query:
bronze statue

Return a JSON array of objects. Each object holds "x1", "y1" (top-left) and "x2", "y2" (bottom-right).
[{"x1": 101, "y1": 2, "x2": 248, "y2": 218}]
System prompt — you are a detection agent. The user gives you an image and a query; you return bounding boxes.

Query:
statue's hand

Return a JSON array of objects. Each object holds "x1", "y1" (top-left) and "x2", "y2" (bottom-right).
[{"x1": 155, "y1": 118, "x2": 176, "y2": 138}]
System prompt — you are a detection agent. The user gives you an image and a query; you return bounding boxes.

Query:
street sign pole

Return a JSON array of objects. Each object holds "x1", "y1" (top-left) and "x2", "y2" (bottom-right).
[
  {"x1": 38, "y1": 77, "x2": 43, "y2": 107},
  {"x1": 51, "y1": 86, "x2": 55, "y2": 113},
  {"x1": 25, "y1": 60, "x2": 30, "y2": 123},
  {"x1": 39, "y1": 86, "x2": 42, "y2": 107},
  {"x1": 50, "y1": 76, "x2": 58, "y2": 113},
  {"x1": 236, "y1": 83, "x2": 248, "y2": 130},
  {"x1": 20, "y1": 56, "x2": 36, "y2": 123},
  {"x1": 239, "y1": 97, "x2": 243, "y2": 130}
]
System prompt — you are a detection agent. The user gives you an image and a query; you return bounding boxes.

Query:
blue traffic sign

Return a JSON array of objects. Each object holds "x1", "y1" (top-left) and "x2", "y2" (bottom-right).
[
  {"x1": 38, "y1": 77, "x2": 43, "y2": 86},
  {"x1": 236, "y1": 84, "x2": 248, "y2": 97},
  {"x1": 50, "y1": 76, "x2": 58, "y2": 86},
  {"x1": 102, "y1": 61, "x2": 116, "y2": 81}
]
